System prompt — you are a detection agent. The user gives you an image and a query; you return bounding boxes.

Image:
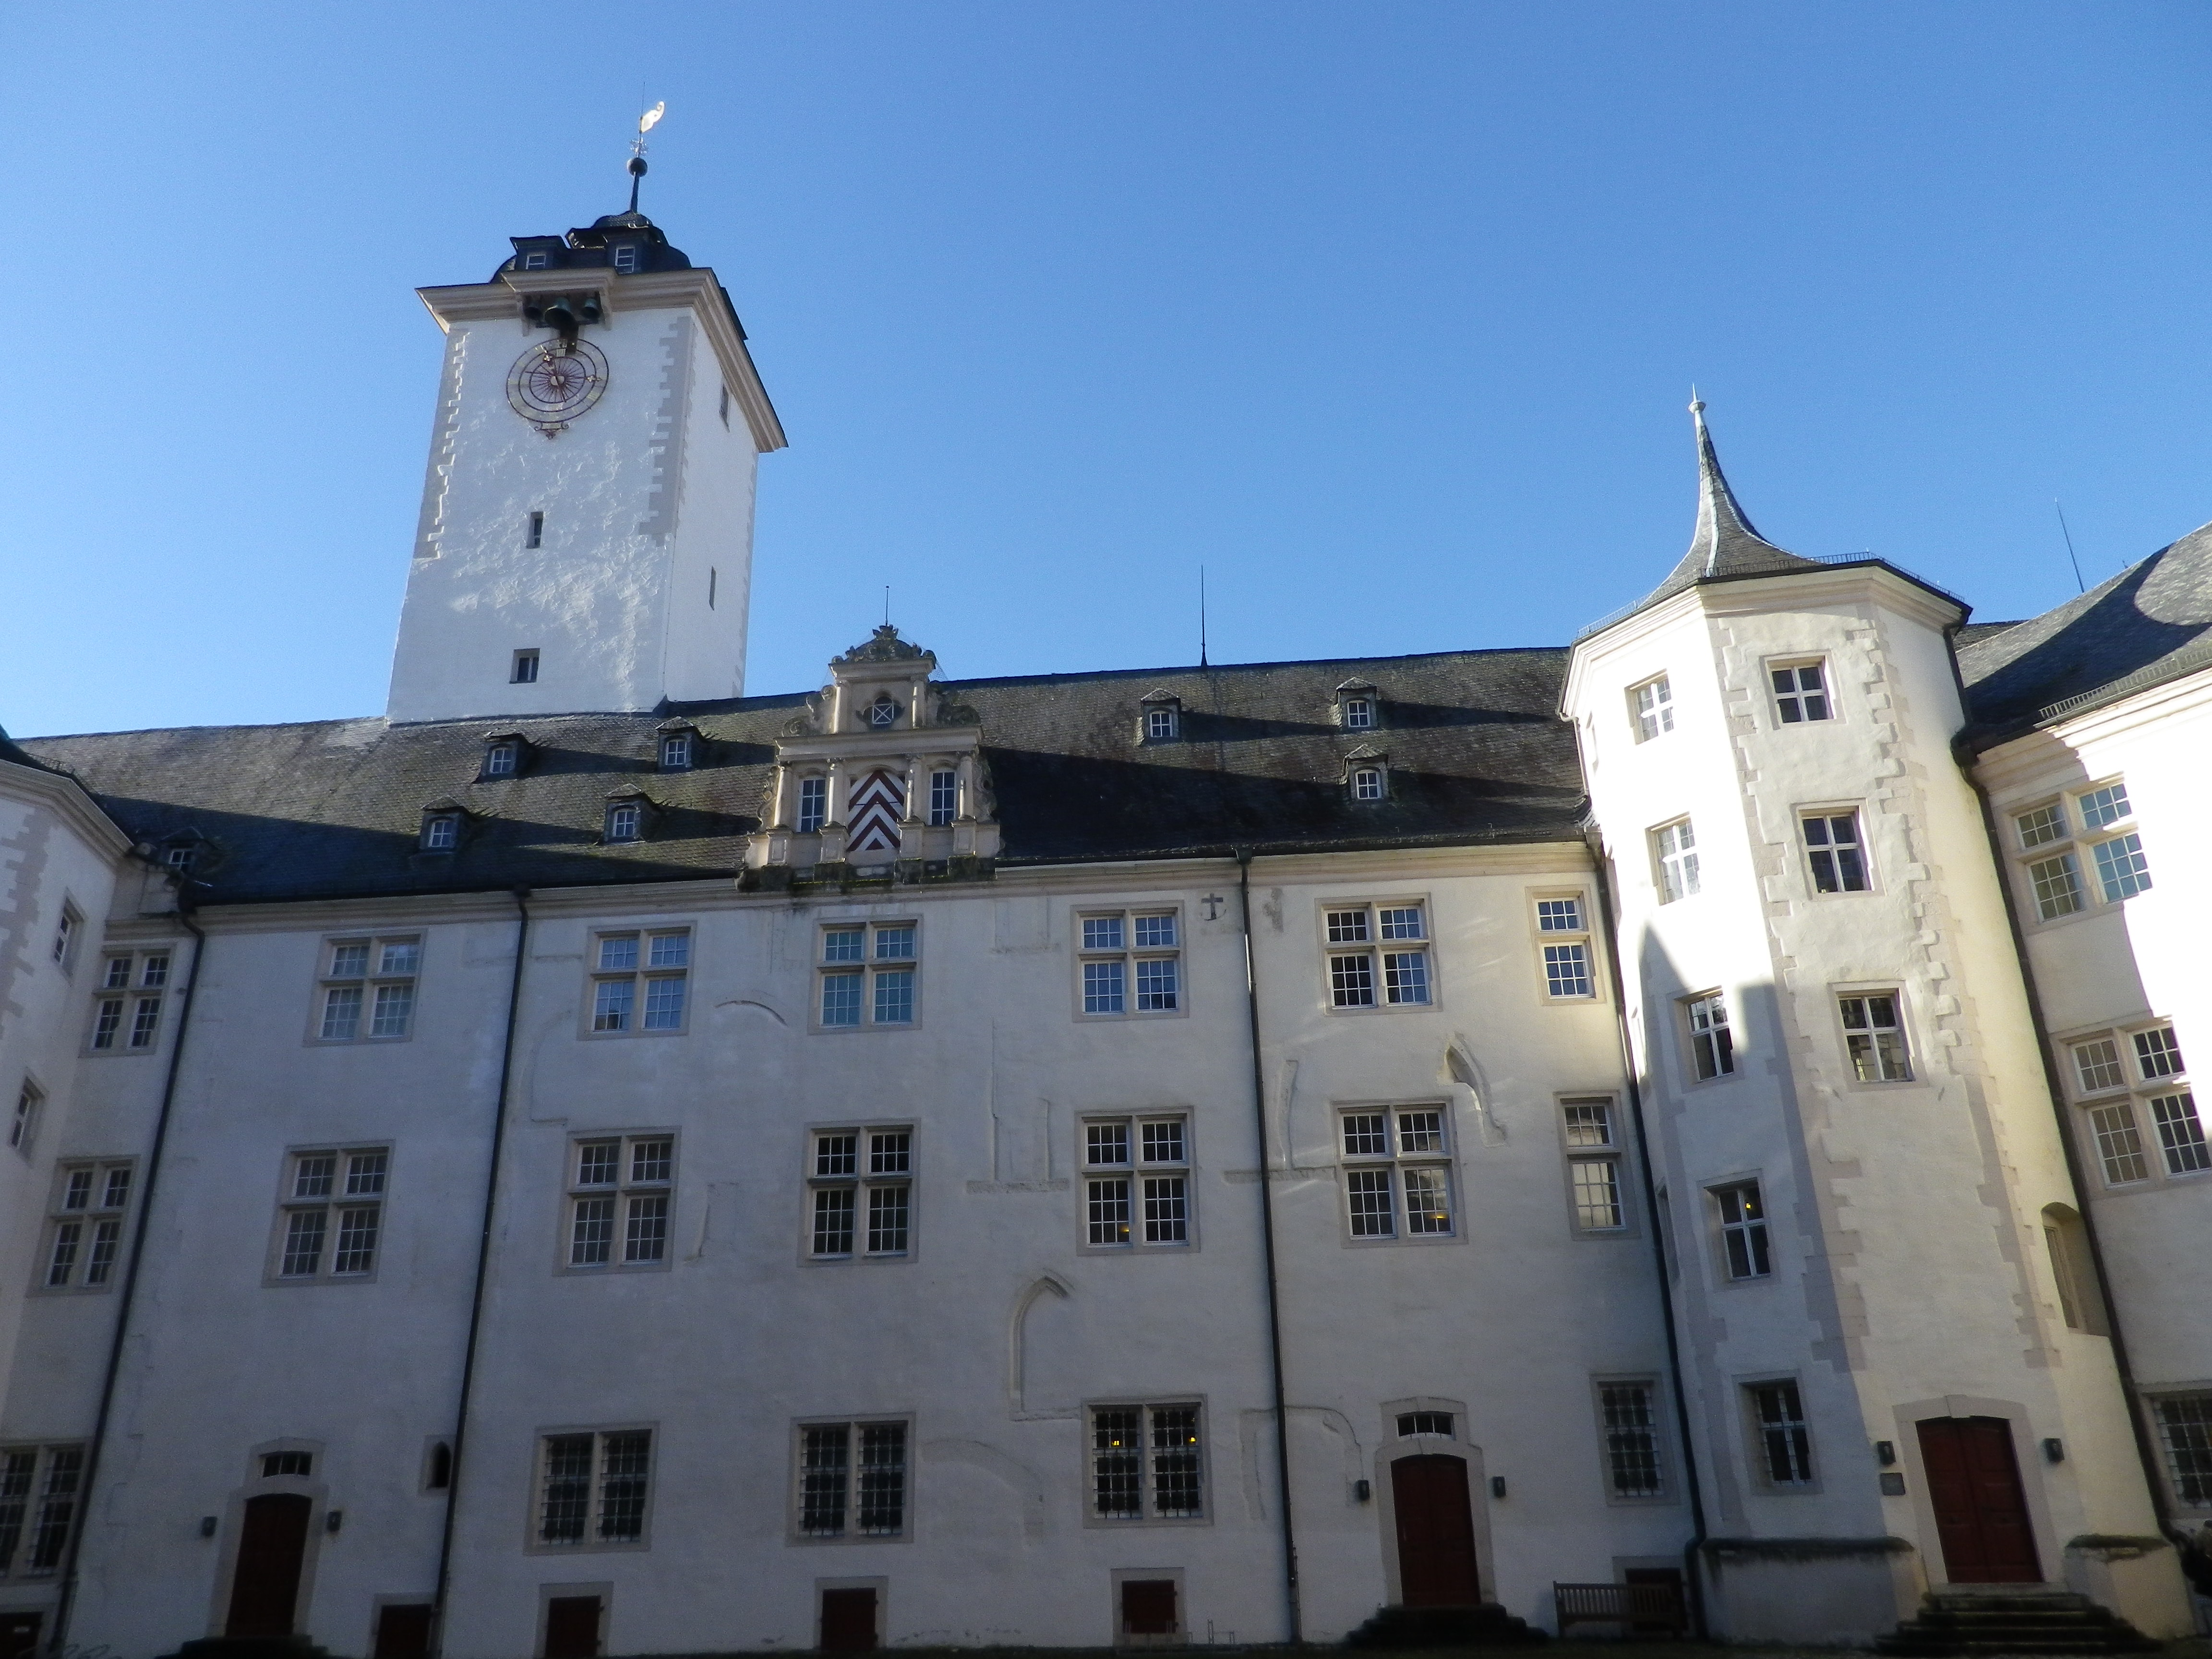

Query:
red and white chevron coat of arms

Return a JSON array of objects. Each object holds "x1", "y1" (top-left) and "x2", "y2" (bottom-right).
[{"x1": 846, "y1": 769, "x2": 906, "y2": 855}]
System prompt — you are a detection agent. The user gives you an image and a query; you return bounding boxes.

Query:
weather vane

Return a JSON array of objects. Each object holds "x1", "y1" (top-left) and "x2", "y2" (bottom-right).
[{"x1": 627, "y1": 100, "x2": 665, "y2": 215}]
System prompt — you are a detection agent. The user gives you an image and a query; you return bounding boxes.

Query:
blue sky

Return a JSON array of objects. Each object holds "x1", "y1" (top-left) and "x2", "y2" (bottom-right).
[{"x1": 3, "y1": 3, "x2": 2209, "y2": 736}]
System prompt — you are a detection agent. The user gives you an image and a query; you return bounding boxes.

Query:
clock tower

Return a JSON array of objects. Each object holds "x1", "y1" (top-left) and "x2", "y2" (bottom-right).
[{"x1": 385, "y1": 210, "x2": 784, "y2": 724}]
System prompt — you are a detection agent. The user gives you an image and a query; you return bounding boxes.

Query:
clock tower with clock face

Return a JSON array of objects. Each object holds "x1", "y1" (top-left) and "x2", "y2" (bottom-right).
[{"x1": 384, "y1": 211, "x2": 785, "y2": 724}]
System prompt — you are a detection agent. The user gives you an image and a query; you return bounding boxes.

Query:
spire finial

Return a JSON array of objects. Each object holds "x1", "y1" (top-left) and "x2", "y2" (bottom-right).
[
  {"x1": 626, "y1": 100, "x2": 665, "y2": 215},
  {"x1": 1689, "y1": 384, "x2": 1705, "y2": 418}
]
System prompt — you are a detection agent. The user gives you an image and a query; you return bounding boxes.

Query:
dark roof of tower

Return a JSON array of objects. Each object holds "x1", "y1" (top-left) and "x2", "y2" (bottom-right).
[
  {"x1": 14, "y1": 649, "x2": 1586, "y2": 905},
  {"x1": 1959, "y1": 517, "x2": 2212, "y2": 744},
  {"x1": 1628, "y1": 404, "x2": 1826, "y2": 615},
  {"x1": 495, "y1": 211, "x2": 692, "y2": 279}
]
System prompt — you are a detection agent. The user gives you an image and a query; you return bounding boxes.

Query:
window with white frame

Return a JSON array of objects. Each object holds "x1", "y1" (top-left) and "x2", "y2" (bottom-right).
[
  {"x1": 1535, "y1": 893, "x2": 1594, "y2": 999},
  {"x1": 1350, "y1": 765, "x2": 1386, "y2": 802},
  {"x1": 40, "y1": 1161, "x2": 132, "y2": 1293},
  {"x1": 927, "y1": 769, "x2": 960, "y2": 826},
  {"x1": 1747, "y1": 1380, "x2": 1814, "y2": 1487},
  {"x1": 536, "y1": 1428, "x2": 652, "y2": 1548},
  {"x1": 0, "y1": 1443, "x2": 84, "y2": 1580},
  {"x1": 1339, "y1": 1106, "x2": 1455, "y2": 1241},
  {"x1": 1083, "y1": 1116, "x2": 1190, "y2": 1249},
  {"x1": 51, "y1": 904, "x2": 81, "y2": 975},
  {"x1": 1802, "y1": 811, "x2": 1870, "y2": 893},
  {"x1": 87, "y1": 950, "x2": 170, "y2": 1054},
  {"x1": 806, "y1": 1128, "x2": 913, "y2": 1260},
  {"x1": 1089, "y1": 1404, "x2": 1203, "y2": 1521},
  {"x1": 866, "y1": 695, "x2": 898, "y2": 729},
  {"x1": 483, "y1": 739, "x2": 520, "y2": 779},
  {"x1": 316, "y1": 934, "x2": 421, "y2": 1043},
  {"x1": 1323, "y1": 902, "x2": 1432, "y2": 1010},
  {"x1": 798, "y1": 1420, "x2": 909, "y2": 1538},
  {"x1": 604, "y1": 798, "x2": 644, "y2": 842},
  {"x1": 2011, "y1": 780, "x2": 2152, "y2": 923},
  {"x1": 2152, "y1": 1394, "x2": 2212, "y2": 1509},
  {"x1": 1651, "y1": 820, "x2": 1698, "y2": 903},
  {"x1": 1342, "y1": 694, "x2": 1376, "y2": 731},
  {"x1": 818, "y1": 923, "x2": 917, "y2": 1029},
  {"x1": 272, "y1": 1147, "x2": 388, "y2": 1282},
  {"x1": 1769, "y1": 660, "x2": 1831, "y2": 723},
  {"x1": 1839, "y1": 992, "x2": 1911, "y2": 1082},
  {"x1": 796, "y1": 775, "x2": 828, "y2": 833},
  {"x1": 566, "y1": 1135, "x2": 675, "y2": 1270},
  {"x1": 1630, "y1": 675, "x2": 1675, "y2": 741},
  {"x1": 1142, "y1": 701, "x2": 1179, "y2": 741},
  {"x1": 10, "y1": 1081, "x2": 40, "y2": 1157},
  {"x1": 660, "y1": 732, "x2": 693, "y2": 770},
  {"x1": 1078, "y1": 910, "x2": 1182, "y2": 1018},
  {"x1": 1711, "y1": 1180, "x2": 1770, "y2": 1279},
  {"x1": 512, "y1": 649, "x2": 540, "y2": 684},
  {"x1": 589, "y1": 928, "x2": 690, "y2": 1035},
  {"x1": 1597, "y1": 1382, "x2": 1666, "y2": 1499},
  {"x1": 421, "y1": 811, "x2": 460, "y2": 852},
  {"x1": 1685, "y1": 992, "x2": 1735, "y2": 1080},
  {"x1": 2069, "y1": 1025, "x2": 2203, "y2": 1185},
  {"x1": 1563, "y1": 1099, "x2": 1625, "y2": 1232}
]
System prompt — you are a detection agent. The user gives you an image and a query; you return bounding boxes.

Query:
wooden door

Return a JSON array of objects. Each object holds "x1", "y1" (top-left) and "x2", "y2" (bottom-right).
[
  {"x1": 820, "y1": 1587, "x2": 878, "y2": 1652},
  {"x1": 0, "y1": 1612, "x2": 42, "y2": 1659},
  {"x1": 1120, "y1": 1579, "x2": 1178, "y2": 1636},
  {"x1": 373, "y1": 1603, "x2": 434, "y2": 1659},
  {"x1": 1391, "y1": 1454, "x2": 1481, "y2": 1605},
  {"x1": 544, "y1": 1595, "x2": 603, "y2": 1659},
  {"x1": 225, "y1": 1493, "x2": 312, "y2": 1636},
  {"x1": 1917, "y1": 1418, "x2": 2042, "y2": 1584}
]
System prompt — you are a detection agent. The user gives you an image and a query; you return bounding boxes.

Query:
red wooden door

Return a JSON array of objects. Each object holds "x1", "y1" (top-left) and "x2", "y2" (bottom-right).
[
  {"x1": 1121, "y1": 1579, "x2": 1178, "y2": 1635},
  {"x1": 544, "y1": 1595, "x2": 603, "y2": 1659},
  {"x1": 225, "y1": 1493, "x2": 312, "y2": 1636},
  {"x1": 373, "y1": 1603, "x2": 434, "y2": 1659},
  {"x1": 820, "y1": 1587, "x2": 878, "y2": 1651},
  {"x1": 1391, "y1": 1454, "x2": 1482, "y2": 1605},
  {"x1": 1917, "y1": 1418, "x2": 2041, "y2": 1584}
]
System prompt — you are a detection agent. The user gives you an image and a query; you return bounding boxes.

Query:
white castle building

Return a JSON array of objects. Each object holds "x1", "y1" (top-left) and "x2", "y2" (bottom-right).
[{"x1": 0, "y1": 195, "x2": 2208, "y2": 1659}]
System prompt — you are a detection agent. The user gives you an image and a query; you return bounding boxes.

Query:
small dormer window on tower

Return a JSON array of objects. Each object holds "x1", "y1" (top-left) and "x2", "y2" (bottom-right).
[
  {"x1": 522, "y1": 250, "x2": 550, "y2": 271},
  {"x1": 613, "y1": 243, "x2": 641, "y2": 275}
]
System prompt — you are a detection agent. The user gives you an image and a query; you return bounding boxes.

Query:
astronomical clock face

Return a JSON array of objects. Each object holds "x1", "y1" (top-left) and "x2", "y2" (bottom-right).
[{"x1": 505, "y1": 339, "x2": 609, "y2": 435}]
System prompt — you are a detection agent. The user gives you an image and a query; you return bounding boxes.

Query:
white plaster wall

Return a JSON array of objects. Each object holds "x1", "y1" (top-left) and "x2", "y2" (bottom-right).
[
  {"x1": 40, "y1": 848, "x2": 1690, "y2": 1657},
  {"x1": 1566, "y1": 574, "x2": 2186, "y2": 1639},
  {"x1": 385, "y1": 299, "x2": 762, "y2": 725}
]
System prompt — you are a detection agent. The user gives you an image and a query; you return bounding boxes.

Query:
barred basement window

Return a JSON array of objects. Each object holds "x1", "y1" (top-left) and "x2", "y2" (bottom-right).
[
  {"x1": 1686, "y1": 992, "x2": 1735, "y2": 1080},
  {"x1": 928, "y1": 769, "x2": 960, "y2": 826},
  {"x1": 1769, "y1": 660, "x2": 1831, "y2": 724},
  {"x1": 1802, "y1": 811, "x2": 1870, "y2": 893},
  {"x1": 1083, "y1": 1116, "x2": 1191, "y2": 1249},
  {"x1": 1747, "y1": 1380, "x2": 1815, "y2": 1487},
  {"x1": 1323, "y1": 902, "x2": 1431, "y2": 1010},
  {"x1": 536, "y1": 1429, "x2": 653, "y2": 1548},
  {"x1": 589, "y1": 929, "x2": 690, "y2": 1035},
  {"x1": 1630, "y1": 675, "x2": 1674, "y2": 741},
  {"x1": 0, "y1": 1444, "x2": 84, "y2": 1580},
  {"x1": 1339, "y1": 1106, "x2": 1455, "y2": 1241},
  {"x1": 798, "y1": 1420, "x2": 908, "y2": 1538},
  {"x1": 819, "y1": 923, "x2": 917, "y2": 1030},
  {"x1": 272, "y1": 1147, "x2": 388, "y2": 1282},
  {"x1": 796, "y1": 775, "x2": 828, "y2": 833},
  {"x1": 1535, "y1": 893, "x2": 1593, "y2": 999},
  {"x1": 1562, "y1": 1100, "x2": 1624, "y2": 1232},
  {"x1": 1597, "y1": 1382, "x2": 1665, "y2": 1498},
  {"x1": 316, "y1": 934, "x2": 421, "y2": 1043},
  {"x1": 1839, "y1": 992, "x2": 1911, "y2": 1082},
  {"x1": 566, "y1": 1135, "x2": 675, "y2": 1270},
  {"x1": 1090, "y1": 1404, "x2": 1203, "y2": 1521},
  {"x1": 808, "y1": 1128, "x2": 914, "y2": 1259},
  {"x1": 88, "y1": 950, "x2": 170, "y2": 1054},
  {"x1": 1078, "y1": 910, "x2": 1182, "y2": 1018},
  {"x1": 1711, "y1": 1180, "x2": 1770, "y2": 1280},
  {"x1": 41, "y1": 1161, "x2": 132, "y2": 1293},
  {"x1": 1651, "y1": 820, "x2": 1699, "y2": 903},
  {"x1": 2152, "y1": 1395, "x2": 2212, "y2": 1508}
]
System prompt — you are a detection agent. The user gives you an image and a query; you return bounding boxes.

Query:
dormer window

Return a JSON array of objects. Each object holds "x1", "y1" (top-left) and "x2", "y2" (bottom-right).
[
  {"x1": 613, "y1": 243, "x2": 641, "y2": 274},
  {"x1": 660, "y1": 732, "x2": 694, "y2": 770},
  {"x1": 605, "y1": 801, "x2": 644, "y2": 843},
  {"x1": 868, "y1": 697, "x2": 899, "y2": 730},
  {"x1": 483, "y1": 741, "x2": 518, "y2": 779},
  {"x1": 522, "y1": 250, "x2": 550, "y2": 271},
  {"x1": 1351, "y1": 767, "x2": 1386, "y2": 803},
  {"x1": 1344, "y1": 698, "x2": 1375, "y2": 730},
  {"x1": 421, "y1": 813, "x2": 460, "y2": 852},
  {"x1": 161, "y1": 843, "x2": 196, "y2": 872},
  {"x1": 1140, "y1": 694, "x2": 1181, "y2": 742}
]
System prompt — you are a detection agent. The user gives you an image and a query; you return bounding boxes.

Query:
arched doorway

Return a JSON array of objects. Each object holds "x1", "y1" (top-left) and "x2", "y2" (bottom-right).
[
  {"x1": 226, "y1": 1492, "x2": 312, "y2": 1636},
  {"x1": 1391, "y1": 1454, "x2": 1482, "y2": 1604}
]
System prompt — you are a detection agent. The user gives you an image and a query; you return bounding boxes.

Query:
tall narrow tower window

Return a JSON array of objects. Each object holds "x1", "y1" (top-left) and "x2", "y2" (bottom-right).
[
  {"x1": 512, "y1": 650, "x2": 540, "y2": 685},
  {"x1": 709, "y1": 567, "x2": 718, "y2": 609},
  {"x1": 525, "y1": 511, "x2": 544, "y2": 549},
  {"x1": 719, "y1": 384, "x2": 731, "y2": 428},
  {"x1": 613, "y1": 243, "x2": 641, "y2": 274}
]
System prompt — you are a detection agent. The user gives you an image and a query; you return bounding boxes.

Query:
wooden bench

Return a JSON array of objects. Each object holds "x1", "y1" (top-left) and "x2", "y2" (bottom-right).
[{"x1": 1553, "y1": 1580, "x2": 1689, "y2": 1639}]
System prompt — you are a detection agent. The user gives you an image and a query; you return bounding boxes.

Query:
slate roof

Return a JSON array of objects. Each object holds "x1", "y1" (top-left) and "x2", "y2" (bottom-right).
[
  {"x1": 1958, "y1": 519, "x2": 2212, "y2": 744},
  {"x1": 16, "y1": 649, "x2": 1587, "y2": 906}
]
